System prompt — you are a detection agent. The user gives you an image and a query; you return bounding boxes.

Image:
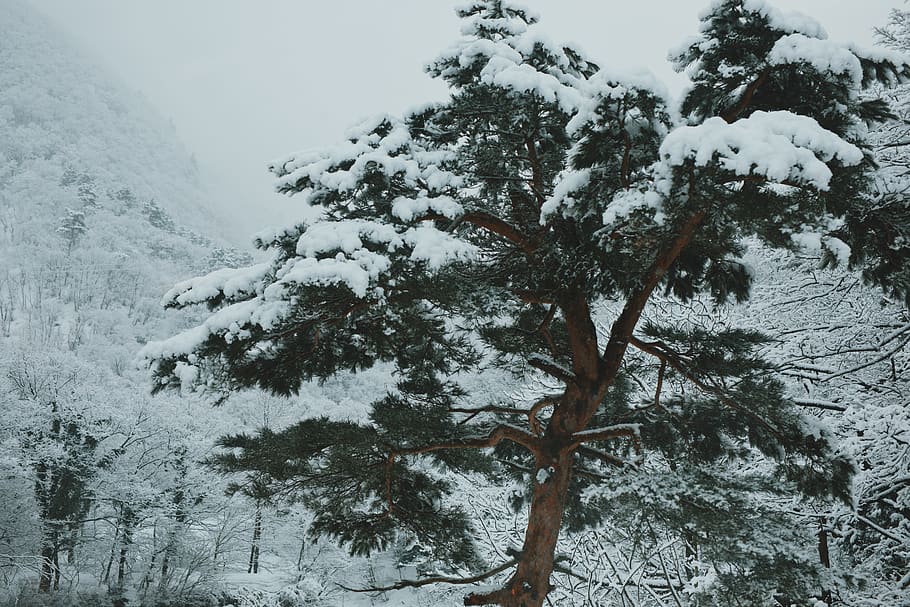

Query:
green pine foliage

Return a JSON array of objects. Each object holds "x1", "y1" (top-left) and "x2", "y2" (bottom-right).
[{"x1": 145, "y1": 1, "x2": 910, "y2": 605}]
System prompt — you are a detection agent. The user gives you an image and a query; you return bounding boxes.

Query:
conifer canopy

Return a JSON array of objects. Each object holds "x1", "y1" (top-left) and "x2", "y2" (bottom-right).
[{"x1": 144, "y1": 2, "x2": 910, "y2": 605}]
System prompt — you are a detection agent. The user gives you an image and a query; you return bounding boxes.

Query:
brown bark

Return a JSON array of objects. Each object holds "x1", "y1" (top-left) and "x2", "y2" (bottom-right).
[
  {"x1": 465, "y1": 203, "x2": 710, "y2": 606},
  {"x1": 469, "y1": 451, "x2": 574, "y2": 607}
]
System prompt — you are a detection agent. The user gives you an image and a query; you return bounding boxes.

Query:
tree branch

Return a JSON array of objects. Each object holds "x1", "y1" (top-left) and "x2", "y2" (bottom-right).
[
  {"x1": 602, "y1": 204, "x2": 709, "y2": 371},
  {"x1": 629, "y1": 335, "x2": 786, "y2": 442},
  {"x1": 420, "y1": 211, "x2": 536, "y2": 254},
  {"x1": 528, "y1": 395, "x2": 561, "y2": 436},
  {"x1": 528, "y1": 354, "x2": 577, "y2": 385},
  {"x1": 383, "y1": 425, "x2": 538, "y2": 517},
  {"x1": 570, "y1": 424, "x2": 640, "y2": 444},
  {"x1": 821, "y1": 333, "x2": 910, "y2": 382},
  {"x1": 449, "y1": 404, "x2": 530, "y2": 425},
  {"x1": 537, "y1": 304, "x2": 559, "y2": 358},
  {"x1": 338, "y1": 557, "x2": 519, "y2": 593},
  {"x1": 576, "y1": 445, "x2": 631, "y2": 468},
  {"x1": 721, "y1": 69, "x2": 770, "y2": 123}
]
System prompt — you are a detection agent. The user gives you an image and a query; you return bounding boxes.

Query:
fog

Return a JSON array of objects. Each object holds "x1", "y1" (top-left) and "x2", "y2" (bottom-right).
[{"x1": 27, "y1": 0, "x2": 896, "y2": 242}]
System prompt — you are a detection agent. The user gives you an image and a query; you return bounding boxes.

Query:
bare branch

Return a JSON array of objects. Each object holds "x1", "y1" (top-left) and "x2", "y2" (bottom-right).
[
  {"x1": 821, "y1": 332, "x2": 910, "y2": 382},
  {"x1": 721, "y1": 69, "x2": 770, "y2": 123},
  {"x1": 420, "y1": 210, "x2": 536, "y2": 254},
  {"x1": 571, "y1": 424, "x2": 640, "y2": 444},
  {"x1": 629, "y1": 335, "x2": 786, "y2": 442},
  {"x1": 528, "y1": 396, "x2": 561, "y2": 436},
  {"x1": 792, "y1": 398, "x2": 847, "y2": 413},
  {"x1": 338, "y1": 557, "x2": 519, "y2": 593},
  {"x1": 528, "y1": 354, "x2": 577, "y2": 385}
]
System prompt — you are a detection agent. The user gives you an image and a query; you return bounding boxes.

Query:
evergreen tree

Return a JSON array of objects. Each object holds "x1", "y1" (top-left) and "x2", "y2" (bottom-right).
[
  {"x1": 142, "y1": 199, "x2": 176, "y2": 233},
  {"x1": 57, "y1": 207, "x2": 87, "y2": 251},
  {"x1": 144, "y1": 2, "x2": 910, "y2": 605}
]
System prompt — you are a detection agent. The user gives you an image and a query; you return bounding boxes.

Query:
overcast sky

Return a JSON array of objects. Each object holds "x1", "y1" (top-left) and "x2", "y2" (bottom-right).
[{"x1": 27, "y1": 0, "x2": 898, "y2": 241}]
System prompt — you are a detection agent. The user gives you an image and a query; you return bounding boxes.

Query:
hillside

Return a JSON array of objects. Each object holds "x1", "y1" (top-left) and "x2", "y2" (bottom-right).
[
  {"x1": 0, "y1": 0, "x2": 257, "y2": 603},
  {"x1": 0, "y1": 4, "x2": 467, "y2": 605}
]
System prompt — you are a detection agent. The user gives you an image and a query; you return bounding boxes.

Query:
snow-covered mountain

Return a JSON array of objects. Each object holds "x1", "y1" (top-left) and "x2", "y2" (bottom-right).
[
  {"x1": 0, "y1": 5, "x2": 447, "y2": 605},
  {"x1": 0, "y1": 1, "x2": 256, "y2": 603}
]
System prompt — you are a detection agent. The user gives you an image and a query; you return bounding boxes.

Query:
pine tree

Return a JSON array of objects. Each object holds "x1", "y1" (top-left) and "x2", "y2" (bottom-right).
[
  {"x1": 57, "y1": 207, "x2": 87, "y2": 251},
  {"x1": 143, "y1": 2, "x2": 910, "y2": 605}
]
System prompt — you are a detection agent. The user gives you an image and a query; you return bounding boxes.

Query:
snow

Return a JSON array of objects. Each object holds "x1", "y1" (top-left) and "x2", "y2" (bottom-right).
[
  {"x1": 481, "y1": 58, "x2": 583, "y2": 112},
  {"x1": 460, "y1": 15, "x2": 530, "y2": 38},
  {"x1": 769, "y1": 34, "x2": 863, "y2": 87},
  {"x1": 700, "y1": 0, "x2": 828, "y2": 39},
  {"x1": 567, "y1": 66, "x2": 670, "y2": 137},
  {"x1": 271, "y1": 114, "x2": 462, "y2": 209},
  {"x1": 847, "y1": 42, "x2": 910, "y2": 85},
  {"x1": 403, "y1": 225, "x2": 478, "y2": 269},
  {"x1": 391, "y1": 194, "x2": 464, "y2": 222},
  {"x1": 430, "y1": 9, "x2": 588, "y2": 113},
  {"x1": 295, "y1": 220, "x2": 402, "y2": 258},
  {"x1": 659, "y1": 111, "x2": 863, "y2": 190},
  {"x1": 536, "y1": 467, "x2": 552, "y2": 484},
  {"x1": 572, "y1": 423, "x2": 642, "y2": 438},
  {"x1": 602, "y1": 188, "x2": 665, "y2": 227},
  {"x1": 822, "y1": 235, "x2": 851, "y2": 265},
  {"x1": 271, "y1": 251, "x2": 390, "y2": 299},
  {"x1": 164, "y1": 262, "x2": 272, "y2": 308},
  {"x1": 539, "y1": 168, "x2": 591, "y2": 222},
  {"x1": 454, "y1": 0, "x2": 540, "y2": 27},
  {"x1": 139, "y1": 296, "x2": 292, "y2": 362}
]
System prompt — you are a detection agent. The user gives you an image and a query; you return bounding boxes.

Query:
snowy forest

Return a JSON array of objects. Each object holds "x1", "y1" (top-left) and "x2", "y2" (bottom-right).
[{"x1": 2, "y1": 1, "x2": 910, "y2": 606}]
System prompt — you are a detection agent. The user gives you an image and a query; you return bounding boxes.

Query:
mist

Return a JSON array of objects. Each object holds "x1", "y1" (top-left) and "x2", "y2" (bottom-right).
[{"x1": 27, "y1": 0, "x2": 895, "y2": 243}]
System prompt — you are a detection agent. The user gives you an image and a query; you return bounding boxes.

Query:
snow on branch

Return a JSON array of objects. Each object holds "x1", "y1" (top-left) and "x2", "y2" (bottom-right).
[
  {"x1": 701, "y1": 0, "x2": 828, "y2": 39},
  {"x1": 659, "y1": 110, "x2": 863, "y2": 190},
  {"x1": 768, "y1": 34, "x2": 863, "y2": 86},
  {"x1": 428, "y1": 6, "x2": 591, "y2": 112},
  {"x1": 269, "y1": 114, "x2": 461, "y2": 200},
  {"x1": 338, "y1": 556, "x2": 519, "y2": 593},
  {"x1": 571, "y1": 423, "x2": 641, "y2": 444},
  {"x1": 140, "y1": 296, "x2": 291, "y2": 363},
  {"x1": 162, "y1": 262, "x2": 272, "y2": 308},
  {"x1": 527, "y1": 353, "x2": 576, "y2": 384}
]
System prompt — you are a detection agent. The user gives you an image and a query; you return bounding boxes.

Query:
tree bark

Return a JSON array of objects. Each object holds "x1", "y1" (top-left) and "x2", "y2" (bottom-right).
[
  {"x1": 248, "y1": 506, "x2": 262, "y2": 574},
  {"x1": 818, "y1": 517, "x2": 832, "y2": 605},
  {"x1": 38, "y1": 543, "x2": 54, "y2": 592},
  {"x1": 467, "y1": 203, "x2": 709, "y2": 606}
]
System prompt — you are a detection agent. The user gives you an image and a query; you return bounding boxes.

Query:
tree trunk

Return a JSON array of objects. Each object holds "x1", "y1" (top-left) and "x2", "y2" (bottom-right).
[
  {"x1": 103, "y1": 517, "x2": 120, "y2": 584},
  {"x1": 468, "y1": 211, "x2": 707, "y2": 606},
  {"x1": 52, "y1": 547, "x2": 60, "y2": 590},
  {"x1": 466, "y1": 388, "x2": 603, "y2": 607},
  {"x1": 38, "y1": 543, "x2": 55, "y2": 592},
  {"x1": 818, "y1": 517, "x2": 831, "y2": 605},
  {"x1": 507, "y1": 450, "x2": 574, "y2": 607},
  {"x1": 117, "y1": 543, "x2": 128, "y2": 588},
  {"x1": 248, "y1": 506, "x2": 262, "y2": 574}
]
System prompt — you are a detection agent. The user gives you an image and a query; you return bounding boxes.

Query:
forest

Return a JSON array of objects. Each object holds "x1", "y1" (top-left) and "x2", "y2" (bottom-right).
[{"x1": 2, "y1": 1, "x2": 910, "y2": 606}]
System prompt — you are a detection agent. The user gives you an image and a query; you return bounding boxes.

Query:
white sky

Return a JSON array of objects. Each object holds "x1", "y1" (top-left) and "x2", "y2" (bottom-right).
[{"x1": 27, "y1": 0, "x2": 897, "y2": 241}]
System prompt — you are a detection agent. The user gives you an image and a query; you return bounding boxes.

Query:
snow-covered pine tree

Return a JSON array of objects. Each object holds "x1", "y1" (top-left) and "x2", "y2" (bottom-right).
[
  {"x1": 57, "y1": 207, "x2": 87, "y2": 251},
  {"x1": 143, "y1": 1, "x2": 910, "y2": 605}
]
